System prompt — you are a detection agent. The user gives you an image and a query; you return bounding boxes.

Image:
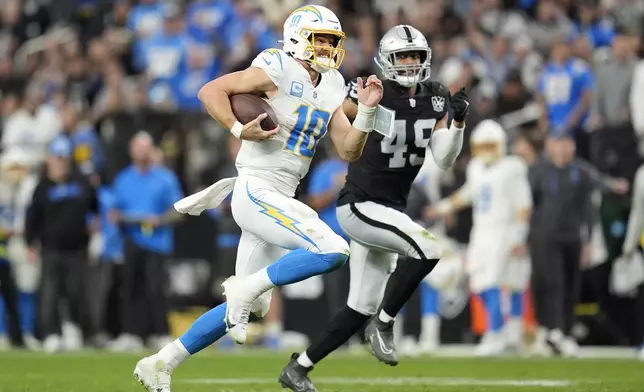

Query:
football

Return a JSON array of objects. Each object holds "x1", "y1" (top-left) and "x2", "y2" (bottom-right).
[{"x1": 230, "y1": 94, "x2": 279, "y2": 131}]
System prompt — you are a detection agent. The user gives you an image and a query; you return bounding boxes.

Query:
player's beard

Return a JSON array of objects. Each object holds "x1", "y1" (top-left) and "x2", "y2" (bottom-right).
[{"x1": 311, "y1": 57, "x2": 333, "y2": 73}]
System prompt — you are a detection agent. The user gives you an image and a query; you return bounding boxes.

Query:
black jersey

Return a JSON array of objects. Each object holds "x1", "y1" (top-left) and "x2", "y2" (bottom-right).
[{"x1": 337, "y1": 78, "x2": 450, "y2": 211}]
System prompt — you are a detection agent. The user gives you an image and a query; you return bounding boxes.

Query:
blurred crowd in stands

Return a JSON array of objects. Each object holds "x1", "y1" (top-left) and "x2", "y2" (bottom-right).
[{"x1": 0, "y1": 0, "x2": 643, "y2": 355}]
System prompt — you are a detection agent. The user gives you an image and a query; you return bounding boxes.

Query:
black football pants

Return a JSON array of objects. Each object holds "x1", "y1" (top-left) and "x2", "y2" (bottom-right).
[
  {"x1": 530, "y1": 235, "x2": 582, "y2": 335},
  {"x1": 38, "y1": 249, "x2": 87, "y2": 337},
  {"x1": 121, "y1": 239, "x2": 170, "y2": 338}
]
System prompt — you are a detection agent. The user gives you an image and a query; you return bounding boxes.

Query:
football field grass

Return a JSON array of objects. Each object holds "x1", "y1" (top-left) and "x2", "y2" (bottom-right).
[{"x1": 0, "y1": 350, "x2": 642, "y2": 392}]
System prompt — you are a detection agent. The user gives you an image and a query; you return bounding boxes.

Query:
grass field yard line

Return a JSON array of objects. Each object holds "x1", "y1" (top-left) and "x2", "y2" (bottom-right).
[{"x1": 182, "y1": 377, "x2": 575, "y2": 387}]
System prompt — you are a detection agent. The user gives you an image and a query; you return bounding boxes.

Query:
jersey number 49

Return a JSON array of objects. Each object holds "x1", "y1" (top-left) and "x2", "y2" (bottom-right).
[{"x1": 381, "y1": 119, "x2": 436, "y2": 168}]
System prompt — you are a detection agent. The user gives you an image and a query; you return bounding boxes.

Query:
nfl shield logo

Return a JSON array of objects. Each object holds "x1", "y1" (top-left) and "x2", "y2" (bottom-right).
[
  {"x1": 431, "y1": 96, "x2": 445, "y2": 112},
  {"x1": 409, "y1": 98, "x2": 416, "y2": 108}
]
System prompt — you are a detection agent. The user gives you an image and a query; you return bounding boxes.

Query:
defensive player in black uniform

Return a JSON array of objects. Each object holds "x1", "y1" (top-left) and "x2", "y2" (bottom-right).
[{"x1": 278, "y1": 24, "x2": 470, "y2": 392}]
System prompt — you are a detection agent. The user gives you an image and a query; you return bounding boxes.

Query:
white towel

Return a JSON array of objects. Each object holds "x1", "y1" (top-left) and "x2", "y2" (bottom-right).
[{"x1": 174, "y1": 177, "x2": 237, "y2": 216}]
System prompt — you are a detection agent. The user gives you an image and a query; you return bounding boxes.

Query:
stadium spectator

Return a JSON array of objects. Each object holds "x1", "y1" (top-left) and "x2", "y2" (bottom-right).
[
  {"x1": 592, "y1": 29, "x2": 637, "y2": 130},
  {"x1": 108, "y1": 132, "x2": 183, "y2": 352},
  {"x1": 25, "y1": 135, "x2": 98, "y2": 353},
  {"x1": 2, "y1": 84, "x2": 61, "y2": 166},
  {"x1": 528, "y1": 134, "x2": 627, "y2": 356},
  {"x1": 59, "y1": 106, "x2": 105, "y2": 181},
  {"x1": 537, "y1": 39, "x2": 595, "y2": 157},
  {"x1": 85, "y1": 174, "x2": 124, "y2": 348},
  {"x1": 132, "y1": 3, "x2": 190, "y2": 110}
]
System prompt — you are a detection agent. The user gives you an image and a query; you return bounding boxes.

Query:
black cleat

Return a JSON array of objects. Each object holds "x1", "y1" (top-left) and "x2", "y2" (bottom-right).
[
  {"x1": 365, "y1": 317, "x2": 398, "y2": 366},
  {"x1": 278, "y1": 353, "x2": 318, "y2": 392}
]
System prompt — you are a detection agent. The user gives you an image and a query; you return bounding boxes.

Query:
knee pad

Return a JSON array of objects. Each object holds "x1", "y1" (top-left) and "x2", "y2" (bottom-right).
[{"x1": 251, "y1": 290, "x2": 273, "y2": 318}]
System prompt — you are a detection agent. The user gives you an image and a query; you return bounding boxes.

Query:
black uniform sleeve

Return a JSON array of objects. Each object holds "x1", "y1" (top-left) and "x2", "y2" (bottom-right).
[
  {"x1": 25, "y1": 182, "x2": 45, "y2": 247},
  {"x1": 346, "y1": 77, "x2": 365, "y2": 105}
]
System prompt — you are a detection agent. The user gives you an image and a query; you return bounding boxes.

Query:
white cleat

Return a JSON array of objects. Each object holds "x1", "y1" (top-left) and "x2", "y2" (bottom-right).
[
  {"x1": 560, "y1": 337, "x2": 579, "y2": 358},
  {"x1": 134, "y1": 355, "x2": 171, "y2": 392},
  {"x1": 474, "y1": 333, "x2": 507, "y2": 357},
  {"x1": 43, "y1": 335, "x2": 62, "y2": 354},
  {"x1": 221, "y1": 276, "x2": 254, "y2": 344}
]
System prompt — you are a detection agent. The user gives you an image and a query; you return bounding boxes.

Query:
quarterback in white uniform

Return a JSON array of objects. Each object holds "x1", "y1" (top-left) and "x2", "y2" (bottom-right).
[
  {"x1": 132, "y1": 5, "x2": 383, "y2": 392},
  {"x1": 429, "y1": 120, "x2": 532, "y2": 356}
]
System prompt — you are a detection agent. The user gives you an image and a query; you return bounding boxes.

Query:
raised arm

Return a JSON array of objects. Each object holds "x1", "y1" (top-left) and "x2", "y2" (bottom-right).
[
  {"x1": 197, "y1": 50, "x2": 281, "y2": 141},
  {"x1": 327, "y1": 75, "x2": 383, "y2": 162},
  {"x1": 429, "y1": 88, "x2": 469, "y2": 169}
]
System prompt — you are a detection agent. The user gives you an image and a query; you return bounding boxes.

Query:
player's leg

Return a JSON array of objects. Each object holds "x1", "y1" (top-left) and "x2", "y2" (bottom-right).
[
  {"x1": 419, "y1": 281, "x2": 441, "y2": 352},
  {"x1": 134, "y1": 231, "x2": 286, "y2": 392},
  {"x1": 504, "y1": 256, "x2": 531, "y2": 352},
  {"x1": 279, "y1": 242, "x2": 395, "y2": 392},
  {"x1": 337, "y1": 202, "x2": 440, "y2": 365},
  {"x1": 222, "y1": 177, "x2": 349, "y2": 343},
  {"x1": 467, "y1": 239, "x2": 507, "y2": 356}
]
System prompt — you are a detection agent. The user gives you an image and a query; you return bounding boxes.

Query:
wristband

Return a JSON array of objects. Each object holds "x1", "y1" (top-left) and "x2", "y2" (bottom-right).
[
  {"x1": 352, "y1": 103, "x2": 376, "y2": 133},
  {"x1": 230, "y1": 121, "x2": 243, "y2": 139}
]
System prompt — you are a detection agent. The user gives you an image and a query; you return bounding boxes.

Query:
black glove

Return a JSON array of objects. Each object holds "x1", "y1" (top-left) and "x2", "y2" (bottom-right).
[{"x1": 450, "y1": 87, "x2": 470, "y2": 122}]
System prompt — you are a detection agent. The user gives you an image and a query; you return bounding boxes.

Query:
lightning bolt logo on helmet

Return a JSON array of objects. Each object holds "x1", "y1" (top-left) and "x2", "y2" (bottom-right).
[{"x1": 282, "y1": 5, "x2": 346, "y2": 74}]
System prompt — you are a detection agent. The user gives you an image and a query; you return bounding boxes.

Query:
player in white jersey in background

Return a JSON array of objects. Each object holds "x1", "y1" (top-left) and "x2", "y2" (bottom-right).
[
  {"x1": 132, "y1": 5, "x2": 384, "y2": 392},
  {"x1": 428, "y1": 120, "x2": 532, "y2": 356}
]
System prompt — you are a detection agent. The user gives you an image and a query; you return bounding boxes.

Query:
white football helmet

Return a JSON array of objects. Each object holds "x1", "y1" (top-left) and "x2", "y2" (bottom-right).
[
  {"x1": 375, "y1": 25, "x2": 431, "y2": 88},
  {"x1": 282, "y1": 5, "x2": 345, "y2": 73},
  {"x1": 470, "y1": 120, "x2": 507, "y2": 164}
]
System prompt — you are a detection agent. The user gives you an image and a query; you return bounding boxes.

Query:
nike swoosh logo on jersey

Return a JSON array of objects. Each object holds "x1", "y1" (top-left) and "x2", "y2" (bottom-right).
[{"x1": 263, "y1": 57, "x2": 272, "y2": 65}]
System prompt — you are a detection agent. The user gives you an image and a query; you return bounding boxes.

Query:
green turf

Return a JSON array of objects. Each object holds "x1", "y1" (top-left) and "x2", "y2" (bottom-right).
[{"x1": 0, "y1": 350, "x2": 642, "y2": 392}]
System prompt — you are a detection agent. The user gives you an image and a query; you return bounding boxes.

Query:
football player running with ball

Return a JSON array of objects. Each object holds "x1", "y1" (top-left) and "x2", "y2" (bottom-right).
[
  {"x1": 132, "y1": 5, "x2": 383, "y2": 392},
  {"x1": 279, "y1": 25, "x2": 470, "y2": 392}
]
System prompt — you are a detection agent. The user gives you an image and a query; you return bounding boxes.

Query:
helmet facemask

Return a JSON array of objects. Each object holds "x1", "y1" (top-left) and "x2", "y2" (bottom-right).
[
  {"x1": 293, "y1": 29, "x2": 345, "y2": 73},
  {"x1": 376, "y1": 48, "x2": 431, "y2": 87}
]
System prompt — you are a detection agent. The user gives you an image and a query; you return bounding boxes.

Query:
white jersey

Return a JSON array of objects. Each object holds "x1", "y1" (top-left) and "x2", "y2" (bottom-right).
[
  {"x1": 463, "y1": 156, "x2": 532, "y2": 232},
  {"x1": 235, "y1": 48, "x2": 346, "y2": 196}
]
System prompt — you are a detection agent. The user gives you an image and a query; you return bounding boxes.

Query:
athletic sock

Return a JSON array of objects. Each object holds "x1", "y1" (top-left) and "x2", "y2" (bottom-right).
[
  {"x1": 303, "y1": 306, "x2": 370, "y2": 366},
  {"x1": 381, "y1": 257, "x2": 439, "y2": 318},
  {"x1": 177, "y1": 302, "x2": 228, "y2": 355}
]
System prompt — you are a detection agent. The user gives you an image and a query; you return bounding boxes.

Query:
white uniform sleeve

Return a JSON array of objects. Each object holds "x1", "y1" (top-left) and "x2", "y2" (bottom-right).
[
  {"x1": 250, "y1": 49, "x2": 286, "y2": 88},
  {"x1": 623, "y1": 165, "x2": 644, "y2": 253},
  {"x1": 509, "y1": 158, "x2": 532, "y2": 211},
  {"x1": 430, "y1": 125, "x2": 464, "y2": 170},
  {"x1": 457, "y1": 161, "x2": 475, "y2": 206}
]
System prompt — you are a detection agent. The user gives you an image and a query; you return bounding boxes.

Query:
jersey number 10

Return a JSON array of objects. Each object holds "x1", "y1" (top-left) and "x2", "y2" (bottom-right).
[
  {"x1": 381, "y1": 119, "x2": 436, "y2": 168},
  {"x1": 286, "y1": 104, "x2": 331, "y2": 158}
]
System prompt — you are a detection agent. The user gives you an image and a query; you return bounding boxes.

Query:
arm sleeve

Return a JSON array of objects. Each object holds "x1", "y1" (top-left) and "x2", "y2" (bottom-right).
[
  {"x1": 250, "y1": 49, "x2": 285, "y2": 87},
  {"x1": 430, "y1": 126, "x2": 464, "y2": 170},
  {"x1": 24, "y1": 183, "x2": 44, "y2": 247},
  {"x1": 623, "y1": 165, "x2": 644, "y2": 253},
  {"x1": 430, "y1": 86, "x2": 461, "y2": 169}
]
